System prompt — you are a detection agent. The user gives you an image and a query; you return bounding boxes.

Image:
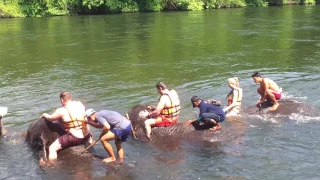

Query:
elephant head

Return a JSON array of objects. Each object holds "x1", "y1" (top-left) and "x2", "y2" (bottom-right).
[{"x1": 26, "y1": 117, "x2": 66, "y2": 151}]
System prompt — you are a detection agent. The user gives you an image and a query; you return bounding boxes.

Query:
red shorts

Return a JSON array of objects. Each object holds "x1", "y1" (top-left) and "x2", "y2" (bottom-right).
[
  {"x1": 58, "y1": 133, "x2": 91, "y2": 150},
  {"x1": 272, "y1": 91, "x2": 282, "y2": 100},
  {"x1": 154, "y1": 116, "x2": 178, "y2": 127}
]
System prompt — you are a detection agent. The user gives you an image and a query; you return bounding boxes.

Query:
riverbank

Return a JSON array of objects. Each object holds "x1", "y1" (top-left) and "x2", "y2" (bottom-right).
[{"x1": 0, "y1": 0, "x2": 319, "y2": 18}]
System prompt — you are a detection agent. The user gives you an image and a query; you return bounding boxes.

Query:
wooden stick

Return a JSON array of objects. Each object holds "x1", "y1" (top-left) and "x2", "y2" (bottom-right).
[
  {"x1": 126, "y1": 113, "x2": 137, "y2": 139},
  {"x1": 81, "y1": 139, "x2": 99, "y2": 154}
]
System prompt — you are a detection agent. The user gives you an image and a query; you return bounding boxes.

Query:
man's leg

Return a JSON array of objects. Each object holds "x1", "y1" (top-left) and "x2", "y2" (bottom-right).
[
  {"x1": 144, "y1": 118, "x2": 156, "y2": 139},
  {"x1": 266, "y1": 89, "x2": 279, "y2": 111},
  {"x1": 202, "y1": 113, "x2": 221, "y2": 130},
  {"x1": 48, "y1": 138, "x2": 63, "y2": 160},
  {"x1": 100, "y1": 131, "x2": 117, "y2": 163},
  {"x1": 115, "y1": 140, "x2": 124, "y2": 160},
  {"x1": 257, "y1": 87, "x2": 264, "y2": 97}
]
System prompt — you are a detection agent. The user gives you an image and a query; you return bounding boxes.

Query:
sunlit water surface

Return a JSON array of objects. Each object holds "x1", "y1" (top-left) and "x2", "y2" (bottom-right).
[{"x1": 1, "y1": 6, "x2": 320, "y2": 179}]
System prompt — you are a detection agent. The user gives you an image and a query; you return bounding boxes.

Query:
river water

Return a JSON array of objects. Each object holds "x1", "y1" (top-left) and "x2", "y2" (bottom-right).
[{"x1": 1, "y1": 5, "x2": 320, "y2": 179}]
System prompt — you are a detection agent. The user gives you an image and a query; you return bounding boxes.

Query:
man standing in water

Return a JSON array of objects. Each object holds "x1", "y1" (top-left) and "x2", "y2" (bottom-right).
[
  {"x1": 144, "y1": 82, "x2": 180, "y2": 139},
  {"x1": 85, "y1": 109, "x2": 132, "y2": 163},
  {"x1": 252, "y1": 72, "x2": 282, "y2": 111},
  {"x1": 42, "y1": 91, "x2": 92, "y2": 161}
]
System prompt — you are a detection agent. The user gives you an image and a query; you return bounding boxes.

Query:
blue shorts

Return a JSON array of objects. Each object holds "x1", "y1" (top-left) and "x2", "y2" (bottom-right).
[{"x1": 110, "y1": 125, "x2": 132, "y2": 142}]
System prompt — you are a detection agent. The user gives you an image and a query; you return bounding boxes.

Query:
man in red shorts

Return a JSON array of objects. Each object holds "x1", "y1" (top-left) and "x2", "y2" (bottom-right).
[
  {"x1": 252, "y1": 72, "x2": 282, "y2": 111},
  {"x1": 144, "y1": 82, "x2": 180, "y2": 139},
  {"x1": 42, "y1": 91, "x2": 93, "y2": 161}
]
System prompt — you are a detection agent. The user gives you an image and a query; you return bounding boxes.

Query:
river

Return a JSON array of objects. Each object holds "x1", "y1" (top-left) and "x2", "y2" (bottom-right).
[{"x1": 1, "y1": 5, "x2": 320, "y2": 179}]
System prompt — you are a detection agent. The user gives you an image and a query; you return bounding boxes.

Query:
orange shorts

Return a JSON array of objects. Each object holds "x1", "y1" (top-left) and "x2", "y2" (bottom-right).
[{"x1": 154, "y1": 116, "x2": 178, "y2": 127}]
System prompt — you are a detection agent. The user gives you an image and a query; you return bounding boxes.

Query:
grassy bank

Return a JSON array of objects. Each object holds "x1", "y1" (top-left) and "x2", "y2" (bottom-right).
[{"x1": 0, "y1": 0, "x2": 319, "y2": 17}]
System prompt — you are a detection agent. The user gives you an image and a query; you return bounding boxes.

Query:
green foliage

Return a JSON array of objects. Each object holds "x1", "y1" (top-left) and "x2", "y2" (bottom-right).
[
  {"x1": 300, "y1": 0, "x2": 315, "y2": 4},
  {"x1": 245, "y1": 0, "x2": 268, "y2": 6},
  {"x1": 203, "y1": 0, "x2": 246, "y2": 8},
  {"x1": 134, "y1": 0, "x2": 162, "y2": 11},
  {"x1": 0, "y1": 0, "x2": 318, "y2": 17},
  {"x1": 0, "y1": 0, "x2": 24, "y2": 17}
]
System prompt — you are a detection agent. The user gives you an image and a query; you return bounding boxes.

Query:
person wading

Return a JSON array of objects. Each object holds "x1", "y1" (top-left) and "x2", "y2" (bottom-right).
[
  {"x1": 223, "y1": 77, "x2": 243, "y2": 116},
  {"x1": 85, "y1": 109, "x2": 132, "y2": 163}
]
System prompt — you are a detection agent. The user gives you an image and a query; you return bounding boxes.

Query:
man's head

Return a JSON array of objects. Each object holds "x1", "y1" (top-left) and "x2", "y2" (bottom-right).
[
  {"x1": 60, "y1": 91, "x2": 72, "y2": 106},
  {"x1": 85, "y1": 109, "x2": 96, "y2": 121},
  {"x1": 156, "y1": 81, "x2": 167, "y2": 95},
  {"x1": 191, "y1": 96, "x2": 201, "y2": 108},
  {"x1": 251, "y1": 72, "x2": 262, "y2": 83}
]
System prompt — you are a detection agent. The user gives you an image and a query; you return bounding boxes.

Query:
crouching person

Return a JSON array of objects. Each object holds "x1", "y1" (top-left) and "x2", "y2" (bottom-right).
[
  {"x1": 185, "y1": 96, "x2": 225, "y2": 130},
  {"x1": 85, "y1": 109, "x2": 132, "y2": 163}
]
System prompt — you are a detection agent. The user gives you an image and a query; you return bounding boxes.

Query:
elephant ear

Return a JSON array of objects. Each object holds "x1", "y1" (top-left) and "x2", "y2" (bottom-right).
[{"x1": 139, "y1": 110, "x2": 149, "y2": 119}]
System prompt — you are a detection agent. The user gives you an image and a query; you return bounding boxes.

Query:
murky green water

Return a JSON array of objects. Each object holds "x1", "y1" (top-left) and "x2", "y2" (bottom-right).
[{"x1": 1, "y1": 6, "x2": 320, "y2": 179}]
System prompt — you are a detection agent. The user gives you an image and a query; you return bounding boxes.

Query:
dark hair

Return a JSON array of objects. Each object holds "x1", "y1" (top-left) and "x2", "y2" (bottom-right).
[
  {"x1": 156, "y1": 81, "x2": 167, "y2": 90},
  {"x1": 60, "y1": 91, "x2": 72, "y2": 101},
  {"x1": 251, "y1": 72, "x2": 262, "y2": 78}
]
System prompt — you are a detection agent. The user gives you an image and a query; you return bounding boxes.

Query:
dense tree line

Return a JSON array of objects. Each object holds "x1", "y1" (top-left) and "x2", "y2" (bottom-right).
[{"x1": 1, "y1": 0, "x2": 319, "y2": 17}]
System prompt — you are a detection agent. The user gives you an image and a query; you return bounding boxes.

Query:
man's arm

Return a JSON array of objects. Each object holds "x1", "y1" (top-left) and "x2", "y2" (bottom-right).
[
  {"x1": 259, "y1": 79, "x2": 269, "y2": 103},
  {"x1": 148, "y1": 96, "x2": 167, "y2": 117},
  {"x1": 223, "y1": 90, "x2": 239, "y2": 112},
  {"x1": 42, "y1": 108, "x2": 63, "y2": 121},
  {"x1": 87, "y1": 120, "x2": 103, "y2": 129},
  {"x1": 99, "y1": 121, "x2": 111, "y2": 138}
]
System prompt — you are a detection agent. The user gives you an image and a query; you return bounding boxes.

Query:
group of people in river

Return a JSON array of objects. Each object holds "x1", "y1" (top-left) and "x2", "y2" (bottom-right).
[{"x1": 0, "y1": 71, "x2": 282, "y2": 164}]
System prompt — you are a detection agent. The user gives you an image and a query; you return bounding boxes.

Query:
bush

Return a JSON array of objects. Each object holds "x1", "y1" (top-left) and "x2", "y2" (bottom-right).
[{"x1": 0, "y1": 0, "x2": 24, "y2": 17}]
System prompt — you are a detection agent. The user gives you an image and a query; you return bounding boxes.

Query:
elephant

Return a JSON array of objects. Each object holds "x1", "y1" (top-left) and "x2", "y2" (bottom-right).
[
  {"x1": 25, "y1": 117, "x2": 104, "y2": 163},
  {"x1": 25, "y1": 117, "x2": 67, "y2": 151},
  {"x1": 241, "y1": 99, "x2": 320, "y2": 117},
  {"x1": 126, "y1": 104, "x2": 246, "y2": 144}
]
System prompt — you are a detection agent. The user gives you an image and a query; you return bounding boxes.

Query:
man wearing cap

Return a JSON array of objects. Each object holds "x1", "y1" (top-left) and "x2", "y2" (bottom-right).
[
  {"x1": 41, "y1": 91, "x2": 93, "y2": 161},
  {"x1": 85, "y1": 109, "x2": 132, "y2": 163},
  {"x1": 144, "y1": 81, "x2": 180, "y2": 139},
  {"x1": 185, "y1": 96, "x2": 225, "y2": 130}
]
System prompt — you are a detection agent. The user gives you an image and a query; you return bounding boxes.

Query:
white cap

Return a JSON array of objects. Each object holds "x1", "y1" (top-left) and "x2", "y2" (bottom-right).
[{"x1": 85, "y1": 109, "x2": 96, "y2": 117}]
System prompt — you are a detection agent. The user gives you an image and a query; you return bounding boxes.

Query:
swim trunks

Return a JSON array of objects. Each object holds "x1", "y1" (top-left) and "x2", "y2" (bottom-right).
[
  {"x1": 58, "y1": 133, "x2": 91, "y2": 149},
  {"x1": 154, "y1": 116, "x2": 178, "y2": 127},
  {"x1": 271, "y1": 90, "x2": 282, "y2": 100},
  {"x1": 110, "y1": 125, "x2": 132, "y2": 142}
]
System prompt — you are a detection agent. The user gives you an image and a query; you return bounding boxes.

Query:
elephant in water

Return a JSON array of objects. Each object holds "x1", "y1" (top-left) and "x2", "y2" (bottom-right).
[
  {"x1": 242, "y1": 99, "x2": 320, "y2": 117},
  {"x1": 26, "y1": 118, "x2": 67, "y2": 152},
  {"x1": 126, "y1": 104, "x2": 246, "y2": 144},
  {"x1": 26, "y1": 118, "x2": 99, "y2": 162}
]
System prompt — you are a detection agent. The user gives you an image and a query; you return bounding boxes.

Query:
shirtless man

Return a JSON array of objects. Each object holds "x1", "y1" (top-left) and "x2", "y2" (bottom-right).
[
  {"x1": 144, "y1": 82, "x2": 180, "y2": 139},
  {"x1": 42, "y1": 91, "x2": 92, "y2": 160},
  {"x1": 252, "y1": 72, "x2": 282, "y2": 111}
]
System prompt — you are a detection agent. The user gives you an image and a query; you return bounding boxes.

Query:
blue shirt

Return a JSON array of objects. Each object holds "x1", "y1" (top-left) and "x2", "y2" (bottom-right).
[
  {"x1": 198, "y1": 100, "x2": 225, "y2": 121},
  {"x1": 95, "y1": 110, "x2": 130, "y2": 130}
]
